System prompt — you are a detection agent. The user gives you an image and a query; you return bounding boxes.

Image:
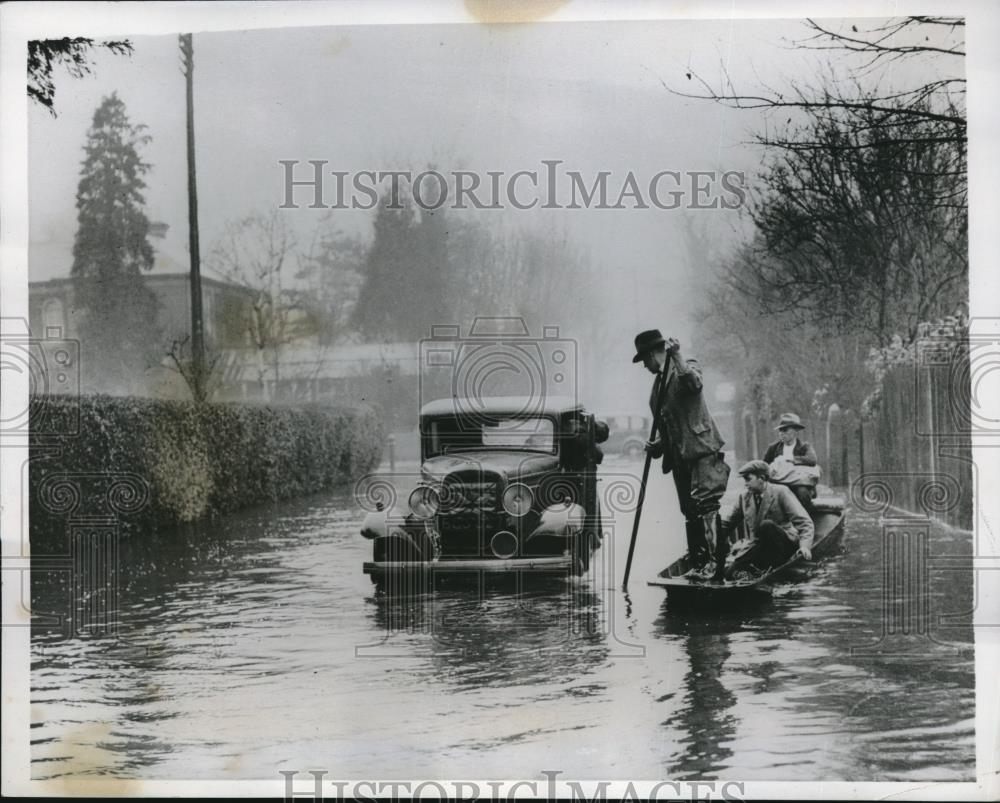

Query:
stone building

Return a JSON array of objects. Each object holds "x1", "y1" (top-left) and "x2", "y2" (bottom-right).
[
  {"x1": 28, "y1": 222, "x2": 254, "y2": 352},
  {"x1": 27, "y1": 222, "x2": 417, "y2": 410}
]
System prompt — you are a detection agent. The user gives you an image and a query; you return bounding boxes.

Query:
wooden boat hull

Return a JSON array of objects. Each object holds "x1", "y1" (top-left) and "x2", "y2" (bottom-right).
[{"x1": 647, "y1": 496, "x2": 846, "y2": 602}]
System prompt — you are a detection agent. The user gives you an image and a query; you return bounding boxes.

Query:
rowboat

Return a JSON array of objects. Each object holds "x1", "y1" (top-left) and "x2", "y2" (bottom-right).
[{"x1": 647, "y1": 495, "x2": 846, "y2": 603}]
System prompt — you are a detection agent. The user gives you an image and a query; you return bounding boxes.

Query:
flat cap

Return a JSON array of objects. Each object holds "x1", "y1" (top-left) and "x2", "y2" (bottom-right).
[{"x1": 737, "y1": 459, "x2": 772, "y2": 478}]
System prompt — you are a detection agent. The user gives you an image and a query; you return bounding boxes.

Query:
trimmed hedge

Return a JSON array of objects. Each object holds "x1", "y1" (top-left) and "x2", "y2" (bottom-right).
[{"x1": 30, "y1": 395, "x2": 383, "y2": 531}]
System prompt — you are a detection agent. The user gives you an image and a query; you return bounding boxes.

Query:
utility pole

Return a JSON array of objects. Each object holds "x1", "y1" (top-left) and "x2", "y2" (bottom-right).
[{"x1": 179, "y1": 33, "x2": 206, "y2": 399}]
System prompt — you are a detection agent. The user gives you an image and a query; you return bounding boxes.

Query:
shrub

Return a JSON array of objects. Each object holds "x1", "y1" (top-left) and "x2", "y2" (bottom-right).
[{"x1": 30, "y1": 395, "x2": 383, "y2": 535}]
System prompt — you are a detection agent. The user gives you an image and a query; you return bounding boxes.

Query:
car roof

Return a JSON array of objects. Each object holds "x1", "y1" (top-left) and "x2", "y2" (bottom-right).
[{"x1": 420, "y1": 395, "x2": 584, "y2": 417}]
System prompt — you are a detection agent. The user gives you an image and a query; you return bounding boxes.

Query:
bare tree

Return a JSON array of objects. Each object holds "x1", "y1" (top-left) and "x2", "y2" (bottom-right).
[
  {"x1": 687, "y1": 19, "x2": 968, "y2": 431},
  {"x1": 731, "y1": 97, "x2": 966, "y2": 345},
  {"x1": 292, "y1": 217, "x2": 366, "y2": 393},
  {"x1": 297, "y1": 218, "x2": 365, "y2": 345},
  {"x1": 209, "y1": 211, "x2": 314, "y2": 400},
  {"x1": 670, "y1": 17, "x2": 965, "y2": 154},
  {"x1": 696, "y1": 239, "x2": 877, "y2": 423},
  {"x1": 165, "y1": 335, "x2": 225, "y2": 404},
  {"x1": 448, "y1": 219, "x2": 598, "y2": 334}
]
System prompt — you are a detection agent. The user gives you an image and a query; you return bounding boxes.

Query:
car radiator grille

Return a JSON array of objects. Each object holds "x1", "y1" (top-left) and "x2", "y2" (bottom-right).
[
  {"x1": 437, "y1": 476, "x2": 502, "y2": 557},
  {"x1": 437, "y1": 511, "x2": 506, "y2": 557},
  {"x1": 440, "y1": 479, "x2": 498, "y2": 511}
]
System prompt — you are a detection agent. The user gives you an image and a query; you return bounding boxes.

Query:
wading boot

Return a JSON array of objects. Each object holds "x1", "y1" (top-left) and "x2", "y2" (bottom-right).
[
  {"x1": 705, "y1": 514, "x2": 727, "y2": 583},
  {"x1": 685, "y1": 518, "x2": 709, "y2": 572}
]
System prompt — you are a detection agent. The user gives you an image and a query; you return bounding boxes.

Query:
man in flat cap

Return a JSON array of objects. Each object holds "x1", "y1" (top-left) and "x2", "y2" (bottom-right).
[
  {"x1": 633, "y1": 329, "x2": 730, "y2": 574},
  {"x1": 721, "y1": 460, "x2": 814, "y2": 577}
]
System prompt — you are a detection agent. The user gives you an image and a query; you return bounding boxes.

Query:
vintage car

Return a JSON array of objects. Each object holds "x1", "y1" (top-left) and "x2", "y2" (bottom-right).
[
  {"x1": 360, "y1": 396, "x2": 609, "y2": 582},
  {"x1": 601, "y1": 412, "x2": 651, "y2": 459}
]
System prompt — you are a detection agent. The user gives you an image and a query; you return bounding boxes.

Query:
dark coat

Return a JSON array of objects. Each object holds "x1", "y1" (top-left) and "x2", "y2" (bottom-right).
[
  {"x1": 763, "y1": 438, "x2": 817, "y2": 466},
  {"x1": 647, "y1": 357, "x2": 725, "y2": 474}
]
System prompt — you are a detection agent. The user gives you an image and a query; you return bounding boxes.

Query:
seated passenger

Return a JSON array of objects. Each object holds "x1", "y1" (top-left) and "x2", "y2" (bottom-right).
[
  {"x1": 763, "y1": 412, "x2": 819, "y2": 511},
  {"x1": 721, "y1": 460, "x2": 814, "y2": 579}
]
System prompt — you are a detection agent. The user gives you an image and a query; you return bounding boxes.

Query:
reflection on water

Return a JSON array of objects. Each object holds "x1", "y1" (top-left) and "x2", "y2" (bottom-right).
[
  {"x1": 656, "y1": 608, "x2": 743, "y2": 780},
  {"x1": 30, "y1": 471, "x2": 975, "y2": 781}
]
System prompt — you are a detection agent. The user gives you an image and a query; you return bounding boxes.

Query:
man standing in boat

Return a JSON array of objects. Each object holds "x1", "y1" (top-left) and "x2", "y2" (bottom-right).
[
  {"x1": 722, "y1": 460, "x2": 814, "y2": 577},
  {"x1": 633, "y1": 329, "x2": 731, "y2": 575}
]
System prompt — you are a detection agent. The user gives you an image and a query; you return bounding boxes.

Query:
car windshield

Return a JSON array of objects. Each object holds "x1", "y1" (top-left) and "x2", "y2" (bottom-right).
[{"x1": 425, "y1": 415, "x2": 556, "y2": 455}]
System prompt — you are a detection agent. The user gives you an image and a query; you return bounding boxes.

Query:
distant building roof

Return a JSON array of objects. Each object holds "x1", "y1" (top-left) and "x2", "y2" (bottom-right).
[
  {"x1": 147, "y1": 247, "x2": 231, "y2": 285},
  {"x1": 29, "y1": 222, "x2": 235, "y2": 285},
  {"x1": 223, "y1": 342, "x2": 422, "y2": 382}
]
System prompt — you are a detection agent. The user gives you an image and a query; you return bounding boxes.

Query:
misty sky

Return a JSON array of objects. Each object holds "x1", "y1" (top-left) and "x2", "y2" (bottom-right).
[{"x1": 27, "y1": 16, "x2": 958, "y2": 405}]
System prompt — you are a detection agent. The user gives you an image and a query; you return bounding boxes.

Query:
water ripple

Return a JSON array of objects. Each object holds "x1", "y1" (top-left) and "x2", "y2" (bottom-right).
[{"x1": 30, "y1": 487, "x2": 974, "y2": 781}]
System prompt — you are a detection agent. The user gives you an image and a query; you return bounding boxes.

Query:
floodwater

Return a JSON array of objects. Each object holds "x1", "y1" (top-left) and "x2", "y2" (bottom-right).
[{"x1": 30, "y1": 456, "x2": 975, "y2": 781}]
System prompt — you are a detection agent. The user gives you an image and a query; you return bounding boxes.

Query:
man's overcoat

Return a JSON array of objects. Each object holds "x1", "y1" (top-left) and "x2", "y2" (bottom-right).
[{"x1": 648, "y1": 357, "x2": 725, "y2": 474}]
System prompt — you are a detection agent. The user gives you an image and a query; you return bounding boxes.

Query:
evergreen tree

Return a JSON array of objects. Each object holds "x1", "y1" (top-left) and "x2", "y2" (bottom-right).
[
  {"x1": 351, "y1": 191, "x2": 455, "y2": 342},
  {"x1": 408, "y1": 206, "x2": 450, "y2": 340},
  {"x1": 351, "y1": 195, "x2": 417, "y2": 340},
  {"x1": 72, "y1": 93, "x2": 161, "y2": 393}
]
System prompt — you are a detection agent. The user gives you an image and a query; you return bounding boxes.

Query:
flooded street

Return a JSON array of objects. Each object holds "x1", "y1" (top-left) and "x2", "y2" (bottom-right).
[{"x1": 30, "y1": 457, "x2": 975, "y2": 782}]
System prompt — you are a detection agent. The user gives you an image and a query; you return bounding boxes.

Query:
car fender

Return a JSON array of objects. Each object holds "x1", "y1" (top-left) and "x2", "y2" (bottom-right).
[
  {"x1": 527, "y1": 503, "x2": 587, "y2": 542},
  {"x1": 360, "y1": 508, "x2": 410, "y2": 540},
  {"x1": 362, "y1": 509, "x2": 432, "y2": 562}
]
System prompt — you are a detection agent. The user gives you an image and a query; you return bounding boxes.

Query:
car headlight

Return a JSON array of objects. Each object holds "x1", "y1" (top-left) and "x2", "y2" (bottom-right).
[
  {"x1": 408, "y1": 485, "x2": 440, "y2": 519},
  {"x1": 502, "y1": 483, "x2": 534, "y2": 517}
]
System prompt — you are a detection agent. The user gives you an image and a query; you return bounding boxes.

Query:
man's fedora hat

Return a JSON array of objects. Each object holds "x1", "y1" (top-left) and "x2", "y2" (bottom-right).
[
  {"x1": 775, "y1": 412, "x2": 806, "y2": 430},
  {"x1": 632, "y1": 329, "x2": 666, "y2": 363}
]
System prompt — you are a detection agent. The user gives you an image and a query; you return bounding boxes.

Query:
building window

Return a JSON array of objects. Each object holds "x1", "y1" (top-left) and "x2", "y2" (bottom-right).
[{"x1": 42, "y1": 299, "x2": 64, "y2": 334}]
